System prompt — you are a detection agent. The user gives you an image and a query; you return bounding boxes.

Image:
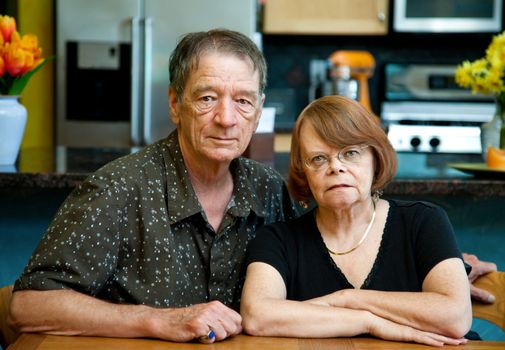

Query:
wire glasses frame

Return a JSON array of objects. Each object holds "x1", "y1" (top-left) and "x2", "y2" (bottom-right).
[{"x1": 303, "y1": 144, "x2": 370, "y2": 172}]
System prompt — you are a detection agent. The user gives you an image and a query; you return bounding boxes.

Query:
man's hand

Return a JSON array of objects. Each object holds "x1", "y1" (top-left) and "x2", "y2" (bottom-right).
[
  {"x1": 462, "y1": 253, "x2": 497, "y2": 304},
  {"x1": 156, "y1": 301, "x2": 242, "y2": 343}
]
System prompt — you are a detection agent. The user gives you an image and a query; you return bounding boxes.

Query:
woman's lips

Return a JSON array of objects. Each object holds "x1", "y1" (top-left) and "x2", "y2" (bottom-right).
[{"x1": 326, "y1": 183, "x2": 351, "y2": 190}]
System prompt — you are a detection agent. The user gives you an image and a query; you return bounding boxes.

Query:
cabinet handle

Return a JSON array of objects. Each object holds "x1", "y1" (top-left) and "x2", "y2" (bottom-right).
[
  {"x1": 130, "y1": 16, "x2": 142, "y2": 146},
  {"x1": 143, "y1": 16, "x2": 153, "y2": 145},
  {"x1": 377, "y1": 11, "x2": 386, "y2": 22}
]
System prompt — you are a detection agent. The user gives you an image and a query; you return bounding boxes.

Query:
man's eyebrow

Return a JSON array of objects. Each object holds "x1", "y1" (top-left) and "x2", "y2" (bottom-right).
[
  {"x1": 235, "y1": 89, "x2": 261, "y2": 102},
  {"x1": 190, "y1": 85, "x2": 214, "y2": 96}
]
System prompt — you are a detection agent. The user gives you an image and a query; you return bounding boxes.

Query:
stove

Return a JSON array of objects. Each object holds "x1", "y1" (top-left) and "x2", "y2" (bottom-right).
[{"x1": 381, "y1": 64, "x2": 494, "y2": 154}]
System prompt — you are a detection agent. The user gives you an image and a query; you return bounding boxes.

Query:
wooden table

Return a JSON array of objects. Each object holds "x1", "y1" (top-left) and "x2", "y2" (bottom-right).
[{"x1": 9, "y1": 333, "x2": 505, "y2": 350}]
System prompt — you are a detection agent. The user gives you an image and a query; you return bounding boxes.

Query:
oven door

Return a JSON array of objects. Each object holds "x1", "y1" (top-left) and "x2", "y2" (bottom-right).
[{"x1": 394, "y1": 0, "x2": 503, "y2": 33}]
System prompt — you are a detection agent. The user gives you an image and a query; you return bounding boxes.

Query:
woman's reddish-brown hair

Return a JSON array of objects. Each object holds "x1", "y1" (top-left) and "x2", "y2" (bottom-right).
[{"x1": 288, "y1": 95, "x2": 397, "y2": 203}]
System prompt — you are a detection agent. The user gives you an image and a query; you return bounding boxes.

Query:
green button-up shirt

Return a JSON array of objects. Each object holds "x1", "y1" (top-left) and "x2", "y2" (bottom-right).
[{"x1": 15, "y1": 131, "x2": 297, "y2": 310}]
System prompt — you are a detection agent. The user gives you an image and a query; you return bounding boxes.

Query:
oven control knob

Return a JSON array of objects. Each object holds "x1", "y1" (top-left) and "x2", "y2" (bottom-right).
[
  {"x1": 410, "y1": 136, "x2": 421, "y2": 149},
  {"x1": 429, "y1": 137, "x2": 440, "y2": 149}
]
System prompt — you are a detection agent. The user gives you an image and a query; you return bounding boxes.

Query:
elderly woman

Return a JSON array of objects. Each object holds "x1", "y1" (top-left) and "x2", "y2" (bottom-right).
[{"x1": 241, "y1": 96, "x2": 472, "y2": 346}]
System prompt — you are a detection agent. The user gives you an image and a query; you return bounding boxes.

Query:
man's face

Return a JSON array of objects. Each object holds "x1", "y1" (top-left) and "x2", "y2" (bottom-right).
[{"x1": 170, "y1": 52, "x2": 264, "y2": 165}]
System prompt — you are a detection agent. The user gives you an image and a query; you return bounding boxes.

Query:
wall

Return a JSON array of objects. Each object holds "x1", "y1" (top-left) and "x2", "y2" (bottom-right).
[{"x1": 17, "y1": 0, "x2": 55, "y2": 150}]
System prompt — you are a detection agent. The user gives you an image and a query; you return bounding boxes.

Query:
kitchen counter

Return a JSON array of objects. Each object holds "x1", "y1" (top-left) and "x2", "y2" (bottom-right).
[{"x1": 1, "y1": 146, "x2": 505, "y2": 197}]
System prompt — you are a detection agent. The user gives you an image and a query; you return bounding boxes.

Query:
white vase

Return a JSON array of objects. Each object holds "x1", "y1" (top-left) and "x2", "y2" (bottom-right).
[
  {"x1": 0, "y1": 96, "x2": 27, "y2": 165},
  {"x1": 480, "y1": 100, "x2": 505, "y2": 161}
]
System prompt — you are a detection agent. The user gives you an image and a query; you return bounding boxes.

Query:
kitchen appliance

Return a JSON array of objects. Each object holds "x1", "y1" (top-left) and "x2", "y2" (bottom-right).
[
  {"x1": 56, "y1": 0, "x2": 258, "y2": 147},
  {"x1": 394, "y1": 0, "x2": 503, "y2": 33},
  {"x1": 329, "y1": 50, "x2": 375, "y2": 112},
  {"x1": 381, "y1": 64, "x2": 495, "y2": 153}
]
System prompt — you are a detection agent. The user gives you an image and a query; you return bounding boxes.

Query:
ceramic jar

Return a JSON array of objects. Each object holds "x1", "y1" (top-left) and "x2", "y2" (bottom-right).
[
  {"x1": 480, "y1": 99, "x2": 505, "y2": 161},
  {"x1": 0, "y1": 96, "x2": 27, "y2": 165}
]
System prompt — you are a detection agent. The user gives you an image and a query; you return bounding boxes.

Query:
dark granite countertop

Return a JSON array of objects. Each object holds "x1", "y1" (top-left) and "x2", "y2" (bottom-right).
[{"x1": 1, "y1": 147, "x2": 505, "y2": 197}]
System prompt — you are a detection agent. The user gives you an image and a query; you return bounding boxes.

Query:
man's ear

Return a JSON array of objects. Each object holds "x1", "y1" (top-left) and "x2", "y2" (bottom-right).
[{"x1": 168, "y1": 87, "x2": 180, "y2": 125}]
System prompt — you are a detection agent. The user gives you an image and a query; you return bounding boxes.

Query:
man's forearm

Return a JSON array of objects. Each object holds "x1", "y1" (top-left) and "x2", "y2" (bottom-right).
[
  {"x1": 9, "y1": 289, "x2": 242, "y2": 342},
  {"x1": 9, "y1": 289, "x2": 156, "y2": 338}
]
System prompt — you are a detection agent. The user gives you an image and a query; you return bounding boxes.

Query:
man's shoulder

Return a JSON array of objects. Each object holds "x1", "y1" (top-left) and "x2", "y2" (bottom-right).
[
  {"x1": 86, "y1": 139, "x2": 169, "y2": 187},
  {"x1": 235, "y1": 157, "x2": 285, "y2": 185}
]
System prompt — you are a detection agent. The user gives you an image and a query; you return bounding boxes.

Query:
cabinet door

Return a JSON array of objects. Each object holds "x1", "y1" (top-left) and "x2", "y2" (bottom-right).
[{"x1": 263, "y1": 0, "x2": 388, "y2": 35}]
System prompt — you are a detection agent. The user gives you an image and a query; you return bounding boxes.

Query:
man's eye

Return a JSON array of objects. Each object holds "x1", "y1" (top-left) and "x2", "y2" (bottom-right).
[
  {"x1": 236, "y1": 98, "x2": 255, "y2": 113},
  {"x1": 201, "y1": 96, "x2": 213, "y2": 103}
]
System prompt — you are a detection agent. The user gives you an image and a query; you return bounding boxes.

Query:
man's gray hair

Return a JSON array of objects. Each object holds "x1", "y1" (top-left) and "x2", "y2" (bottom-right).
[{"x1": 169, "y1": 28, "x2": 267, "y2": 100}]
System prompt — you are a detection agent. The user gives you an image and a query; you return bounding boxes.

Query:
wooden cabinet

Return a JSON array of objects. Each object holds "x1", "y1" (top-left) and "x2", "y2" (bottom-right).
[{"x1": 263, "y1": 0, "x2": 389, "y2": 35}]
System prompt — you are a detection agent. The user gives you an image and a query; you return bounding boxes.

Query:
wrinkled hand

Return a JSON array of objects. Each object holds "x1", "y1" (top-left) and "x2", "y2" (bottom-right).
[
  {"x1": 154, "y1": 301, "x2": 242, "y2": 343},
  {"x1": 463, "y1": 253, "x2": 497, "y2": 304},
  {"x1": 368, "y1": 314, "x2": 467, "y2": 347}
]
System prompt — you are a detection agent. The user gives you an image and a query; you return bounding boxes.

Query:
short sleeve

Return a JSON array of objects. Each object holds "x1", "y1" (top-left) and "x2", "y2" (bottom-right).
[
  {"x1": 245, "y1": 222, "x2": 292, "y2": 287},
  {"x1": 413, "y1": 203, "x2": 462, "y2": 283},
  {"x1": 14, "y1": 173, "x2": 123, "y2": 295}
]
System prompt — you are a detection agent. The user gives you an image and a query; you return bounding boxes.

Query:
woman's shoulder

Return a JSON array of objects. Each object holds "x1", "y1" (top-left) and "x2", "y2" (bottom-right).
[
  {"x1": 257, "y1": 209, "x2": 316, "y2": 239},
  {"x1": 387, "y1": 198, "x2": 445, "y2": 215},
  {"x1": 386, "y1": 199, "x2": 449, "y2": 229}
]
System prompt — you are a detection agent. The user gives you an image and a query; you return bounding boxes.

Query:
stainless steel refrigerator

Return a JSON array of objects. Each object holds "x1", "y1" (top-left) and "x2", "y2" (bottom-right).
[{"x1": 56, "y1": 0, "x2": 258, "y2": 147}]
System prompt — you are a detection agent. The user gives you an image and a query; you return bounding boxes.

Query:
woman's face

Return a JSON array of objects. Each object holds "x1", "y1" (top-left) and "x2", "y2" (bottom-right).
[{"x1": 299, "y1": 121, "x2": 375, "y2": 211}]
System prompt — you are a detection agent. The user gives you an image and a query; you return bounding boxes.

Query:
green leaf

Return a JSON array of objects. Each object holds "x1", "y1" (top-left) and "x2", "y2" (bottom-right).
[{"x1": 6, "y1": 56, "x2": 54, "y2": 95}]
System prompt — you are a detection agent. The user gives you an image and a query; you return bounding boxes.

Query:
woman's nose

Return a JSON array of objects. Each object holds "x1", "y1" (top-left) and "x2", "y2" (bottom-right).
[{"x1": 327, "y1": 155, "x2": 346, "y2": 172}]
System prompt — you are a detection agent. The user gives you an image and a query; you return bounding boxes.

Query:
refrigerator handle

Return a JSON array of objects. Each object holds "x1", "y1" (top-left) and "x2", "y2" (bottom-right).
[
  {"x1": 130, "y1": 16, "x2": 142, "y2": 146},
  {"x1": 143, "y1": 16, "x2": 153, "y2": 145}
]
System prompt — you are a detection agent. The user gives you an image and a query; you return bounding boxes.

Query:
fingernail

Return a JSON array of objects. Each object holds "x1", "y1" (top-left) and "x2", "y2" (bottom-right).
[{"x1": 487, "y1": 294, "x2": 496, "y2": 303}]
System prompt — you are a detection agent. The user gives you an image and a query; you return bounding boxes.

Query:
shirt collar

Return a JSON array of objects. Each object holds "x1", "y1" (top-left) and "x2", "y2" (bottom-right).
[{"x1": 161, "y1": 132, "x2": 265, "y2": 224}]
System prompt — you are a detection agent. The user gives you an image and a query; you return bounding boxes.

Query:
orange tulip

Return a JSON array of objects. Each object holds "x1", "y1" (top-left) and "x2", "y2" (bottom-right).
[
  {"x1": 1, "y1": 31, "x2": 43, "y2": 77},
  {"x1": 3, "y1": 42, "x2": 40, "y2": 76},
  {"x1": 0, "y1": 15, "x2": 16, "y2": 42},
  {"x1": 0, "y1": 13, "x2": 47, "y2": 94},
  {"x1": 0, "y1": 55, "x2": 5, "y2": 77},
  {"x1": 18, "y1": 33, "x2": 42, "y2": 56}
]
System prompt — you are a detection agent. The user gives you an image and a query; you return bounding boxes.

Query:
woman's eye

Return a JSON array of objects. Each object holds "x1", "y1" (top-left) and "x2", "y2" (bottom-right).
[
  {"x1": 312, "y1": 155, "x2": 328, "y2": 164},
  {"x1": 343, "y1": 149, "x2": 360, "y2": 159}
]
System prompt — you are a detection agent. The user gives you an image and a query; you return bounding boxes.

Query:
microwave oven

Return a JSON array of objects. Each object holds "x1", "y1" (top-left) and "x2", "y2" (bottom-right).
[{"x1": 394, "y1": 0, "x2": 503, "y2": 33}]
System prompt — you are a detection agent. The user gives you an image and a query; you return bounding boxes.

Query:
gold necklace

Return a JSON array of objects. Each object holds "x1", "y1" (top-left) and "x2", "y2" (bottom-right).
[{"x1": 325, "y1": 201, "x2": 376, "y2": 256}]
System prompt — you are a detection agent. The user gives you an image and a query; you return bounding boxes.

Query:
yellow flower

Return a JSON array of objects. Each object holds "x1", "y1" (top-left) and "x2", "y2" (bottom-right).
[
  {"x1": 455, "y1": 61, "x2": 474, "y2": 88},
  {"x1": 455, "y1": 31, "x2": 505, "y2": 98},
  {"x1": 487, "y1": 32, "x2": 505, "y2": 71}
]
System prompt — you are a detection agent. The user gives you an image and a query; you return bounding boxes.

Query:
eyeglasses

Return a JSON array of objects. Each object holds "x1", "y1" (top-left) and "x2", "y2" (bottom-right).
[{"x1": 304, "y1": 145, "x2": 370, "y2": 171}]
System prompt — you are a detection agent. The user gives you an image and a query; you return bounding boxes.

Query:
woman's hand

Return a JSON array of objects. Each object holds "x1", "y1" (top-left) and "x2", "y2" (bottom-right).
[{"x1": 367, "y1": 313, "x2": 468, "y2": 347}]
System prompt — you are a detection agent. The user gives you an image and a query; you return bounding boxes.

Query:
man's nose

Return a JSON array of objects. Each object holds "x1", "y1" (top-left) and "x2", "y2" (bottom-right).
[{"x1": 215, "y1": 98, "x2": 237, "y2": 127}]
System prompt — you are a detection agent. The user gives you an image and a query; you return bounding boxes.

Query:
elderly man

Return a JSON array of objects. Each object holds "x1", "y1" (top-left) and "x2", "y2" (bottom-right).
[
  {"x1": 8, "y1": 28, "x2": 496, "y2": 344},
  {"x1": 9, "y1": 29, "x2": 296, "y2": 343}
]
